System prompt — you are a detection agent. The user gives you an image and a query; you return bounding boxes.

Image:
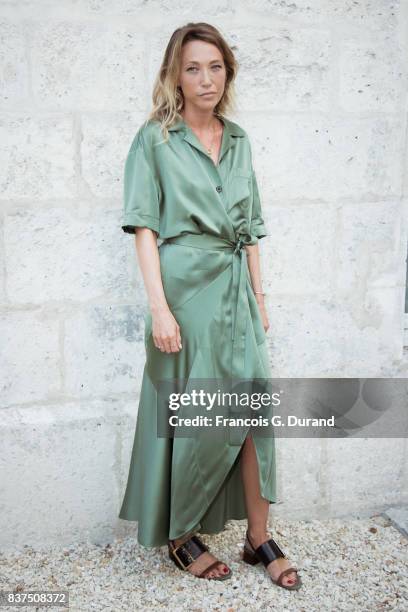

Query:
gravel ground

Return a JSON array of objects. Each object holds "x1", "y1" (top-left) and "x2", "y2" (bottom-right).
[{"x1": 1, "y1": 514, "x2": 407, "y2": 611}]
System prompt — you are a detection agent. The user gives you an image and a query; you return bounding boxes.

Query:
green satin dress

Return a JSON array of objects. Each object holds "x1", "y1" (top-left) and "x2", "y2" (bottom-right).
[{"x1": 118, "y1": 115, "x2": 277, "y2": 548}]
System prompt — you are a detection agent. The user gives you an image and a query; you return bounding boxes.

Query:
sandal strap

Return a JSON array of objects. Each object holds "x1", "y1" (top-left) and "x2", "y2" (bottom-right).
[
  {"x1": 254, "y1": 538, "x2": 286, "y2": 567},
  {"x1": 275, "y1": 567, "x2": 299, "y2": 587},
  {"x1": 168, "y1": 534, "x2": 209, "y2": 571},
  {"x1": 199, "y1": 560, "x2": 228, "y2": 578}
]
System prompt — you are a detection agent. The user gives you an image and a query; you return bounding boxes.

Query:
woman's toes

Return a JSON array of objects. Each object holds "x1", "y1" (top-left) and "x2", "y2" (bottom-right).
[{"x1": 283, "y1": 572, "x2": 297, "y2": 585}]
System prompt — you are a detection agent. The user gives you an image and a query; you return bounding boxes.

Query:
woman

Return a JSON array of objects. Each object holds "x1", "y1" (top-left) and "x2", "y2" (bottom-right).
[{"x1": 119, "y1": 22, "x2": 302, "y2": 591}]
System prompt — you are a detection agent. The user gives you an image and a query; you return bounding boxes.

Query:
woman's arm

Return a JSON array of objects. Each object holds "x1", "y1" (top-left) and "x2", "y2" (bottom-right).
[
  {"x1": 134, "y1": 227, "x2": 182, "y2": 353},
  {"x1": 245, "y1": 243, "x2": 270, "y2": 333}
]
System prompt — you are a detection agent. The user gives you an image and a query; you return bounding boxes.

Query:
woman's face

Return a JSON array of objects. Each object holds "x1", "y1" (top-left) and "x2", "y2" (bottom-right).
[{"x1": 178, "y1": 40, "x2": 226, "y2": 112}]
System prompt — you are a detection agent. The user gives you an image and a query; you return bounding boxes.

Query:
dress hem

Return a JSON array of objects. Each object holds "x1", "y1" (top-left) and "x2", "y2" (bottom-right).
[{"x1": 118, "y1": 495, "x2": 277, "y2": 549}]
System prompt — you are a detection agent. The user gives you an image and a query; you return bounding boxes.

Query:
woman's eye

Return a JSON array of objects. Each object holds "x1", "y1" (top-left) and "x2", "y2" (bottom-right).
[{"x1": 186, "y1": 65, "x2": 223, "y2": 72}]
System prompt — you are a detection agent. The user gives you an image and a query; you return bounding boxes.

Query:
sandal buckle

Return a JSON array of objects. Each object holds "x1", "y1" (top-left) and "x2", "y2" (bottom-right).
[{"x1": 171, "y1": 543, "x2": 194, "y2": 570}]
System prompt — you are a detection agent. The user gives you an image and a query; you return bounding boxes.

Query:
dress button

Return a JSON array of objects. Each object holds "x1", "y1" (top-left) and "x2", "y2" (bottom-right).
[{"x1": 216, "y1": 185, "x2": 222, "y2": 193}]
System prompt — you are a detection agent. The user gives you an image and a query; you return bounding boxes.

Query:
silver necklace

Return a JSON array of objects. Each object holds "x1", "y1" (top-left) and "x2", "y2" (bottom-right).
[
  {"x1": 205, "y1": 120, "x2": 217, "y2": 154},
  {"x1": 188, "y1": 118, "x2": 218, "y2": 154}
]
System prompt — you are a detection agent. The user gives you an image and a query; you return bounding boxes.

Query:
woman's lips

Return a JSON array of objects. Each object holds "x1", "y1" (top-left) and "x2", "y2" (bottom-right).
[{"x1": 200, "y1": 92, "x2": 216, "y2": 96}]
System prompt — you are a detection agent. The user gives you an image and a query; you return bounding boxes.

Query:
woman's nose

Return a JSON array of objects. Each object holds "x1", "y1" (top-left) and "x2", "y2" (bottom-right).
[{"x1": 201, "y1": 70, "x2": 212, "y2": 84}]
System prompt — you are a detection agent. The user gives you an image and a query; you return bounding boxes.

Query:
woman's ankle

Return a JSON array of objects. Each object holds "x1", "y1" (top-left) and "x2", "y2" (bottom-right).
[
  {"x1": 247, "y1": 526, "x2": 270, "y2": 545},
  {"x1": 173, "y1": 537, "x2": 185, "y2": 546},
  {"x1": 170, "y1": 530, "x2": 195, "y2": 547}
]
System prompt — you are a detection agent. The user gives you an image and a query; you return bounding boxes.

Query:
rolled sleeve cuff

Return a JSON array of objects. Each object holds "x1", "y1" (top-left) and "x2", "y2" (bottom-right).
[
  {"x1": 250, "y1": 219, "x2": 267, "y2": 240},
  {"x1": 122, "y1": 213, "x2": 160, "y2": 235}
]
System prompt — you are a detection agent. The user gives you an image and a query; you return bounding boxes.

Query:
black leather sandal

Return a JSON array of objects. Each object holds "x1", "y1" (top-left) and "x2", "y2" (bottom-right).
[
  {"x1": 241, "y1": 530, "x2": 302, "y2": 590},
  {"x1": 168, "y1": 533, "x2": 232, "y2": 581}
]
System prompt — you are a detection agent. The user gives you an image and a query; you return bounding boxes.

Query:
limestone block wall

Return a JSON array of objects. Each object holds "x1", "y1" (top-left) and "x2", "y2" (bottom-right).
[{"x1": 1, "y1": 1, "x2": 407, "y2": 551}]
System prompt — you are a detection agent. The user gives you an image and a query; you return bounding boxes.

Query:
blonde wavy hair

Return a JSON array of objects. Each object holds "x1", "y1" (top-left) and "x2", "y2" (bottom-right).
[{"x1": 145, "y1": 22, "x2": 238, "y2": 142}]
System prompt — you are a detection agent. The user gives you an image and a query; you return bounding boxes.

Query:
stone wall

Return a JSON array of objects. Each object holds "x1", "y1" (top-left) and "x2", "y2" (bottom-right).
[{"x1": 1, "y1": 1, "x2": 407, "y2": 550}]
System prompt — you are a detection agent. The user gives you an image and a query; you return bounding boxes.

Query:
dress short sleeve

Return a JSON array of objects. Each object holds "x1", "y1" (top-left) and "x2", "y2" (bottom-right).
[
  {"x1": 250, "y1": 168, "x2": 267, "y2": 241},
  {"x1": 122, "y1": 127, "x2": 161, "y2": 236}
]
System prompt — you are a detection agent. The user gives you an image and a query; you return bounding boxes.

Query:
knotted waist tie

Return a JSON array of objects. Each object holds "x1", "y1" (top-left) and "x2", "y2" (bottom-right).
[
  {"x1": 161, "y1": 232, "x2": 249, "y2": 346},
  {"x1": 161, "y1": 232, "x2": 257, "y2": 445}
]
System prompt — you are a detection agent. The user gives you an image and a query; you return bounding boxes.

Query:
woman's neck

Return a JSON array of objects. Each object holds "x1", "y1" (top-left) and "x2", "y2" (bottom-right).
[{"x1": 180, "y1": 109, "x2": 218, "y2": 131}]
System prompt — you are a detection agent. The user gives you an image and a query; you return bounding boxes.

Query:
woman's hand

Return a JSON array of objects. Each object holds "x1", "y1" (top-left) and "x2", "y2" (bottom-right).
[
  {"x1": 151, "y1": 305, "x2": 183, "y2": 353},
  {"x1": 255, "y1": 295, "x2": 270, "y2": 333}
]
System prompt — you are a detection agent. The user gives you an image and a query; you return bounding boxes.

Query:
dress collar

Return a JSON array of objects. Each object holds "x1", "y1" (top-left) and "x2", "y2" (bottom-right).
[{"x1": 166, "y1": 115, "x2": 245, "y2": 165}]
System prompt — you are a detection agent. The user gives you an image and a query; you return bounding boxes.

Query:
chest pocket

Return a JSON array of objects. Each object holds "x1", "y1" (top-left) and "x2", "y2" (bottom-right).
[{"x1": 229, "y1": 167, "x2": 251, "y2": 212}]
